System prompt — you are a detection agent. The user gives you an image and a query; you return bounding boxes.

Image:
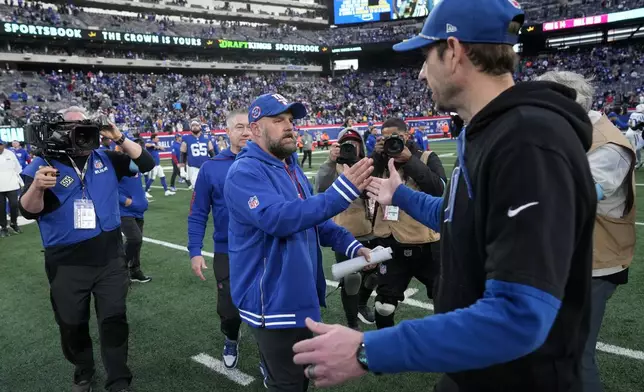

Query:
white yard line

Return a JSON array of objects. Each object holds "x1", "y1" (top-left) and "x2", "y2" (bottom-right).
[
  {"x1": 141, "y1": 236, "x2": 644, "y2": 361},
  {"x1": 191, "y1": 353, "x2": 255, "y2": 386},
  {"x1": 149, "y1": 185, "x2": 191, "y2": 192}
]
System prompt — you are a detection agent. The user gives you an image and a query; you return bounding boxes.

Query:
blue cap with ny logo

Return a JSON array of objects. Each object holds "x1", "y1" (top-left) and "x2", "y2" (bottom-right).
[
  {"x1": 393, "y1": 0, "x2": 525, "y2": 52},
  {"x1": 248, "y1": 93, "x2": 308, "y2": 124}
]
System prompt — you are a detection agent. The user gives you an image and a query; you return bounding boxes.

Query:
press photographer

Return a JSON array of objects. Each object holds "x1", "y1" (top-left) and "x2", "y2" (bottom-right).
[
  {"x1": 371, "y1": 117, "x2": 446, "y2": 329},
  {"x1": 317, "y1": 128, "x2": 378, "y2": 329},
  {"x1": 19, "y1": 106, "x2": 154, "y2": 392}
]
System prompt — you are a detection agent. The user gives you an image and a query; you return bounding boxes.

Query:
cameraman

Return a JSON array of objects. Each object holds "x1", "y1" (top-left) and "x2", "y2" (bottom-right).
[
  {"x1": 371, "y1": 118, "x2": 446, "y2": 329},
  {"x1": 19, "y1": 106, "x2": 154, "y2": 392},
  {"x1": 317, "y1": 128, "x2": 378, "y2": 329}
]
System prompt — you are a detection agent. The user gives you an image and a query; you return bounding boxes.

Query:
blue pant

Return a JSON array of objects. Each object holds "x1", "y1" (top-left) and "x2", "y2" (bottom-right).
[{"x1": 581, "y1": 278, "x2": 618, "y2": 392}]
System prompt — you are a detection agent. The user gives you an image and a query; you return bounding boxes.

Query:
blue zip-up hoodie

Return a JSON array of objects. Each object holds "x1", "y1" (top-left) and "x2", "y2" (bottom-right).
[
  {"x1": 224, "y1": 141, "x2": 364, "y2": 329},
  {"x1": 187, "y1": 149, "x2": 236, "y2": 257},
  {"x1": 118, "y1": 172, "x2": 148, "y2": 219}
]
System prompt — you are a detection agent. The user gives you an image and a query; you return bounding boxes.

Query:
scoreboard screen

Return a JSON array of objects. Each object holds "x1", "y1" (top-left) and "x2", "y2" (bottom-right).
[{"x1": 333, "y1": 0, "x2": 438, "y2": 25}]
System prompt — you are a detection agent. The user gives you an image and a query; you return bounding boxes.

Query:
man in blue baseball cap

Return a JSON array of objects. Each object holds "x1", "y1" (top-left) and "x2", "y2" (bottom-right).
[
  {"x1": 292, "y1": 1, "x2": 598, "y2": 391},
  {"x1": 224, "y1": 93, "x2": 375, "y2": 391}
]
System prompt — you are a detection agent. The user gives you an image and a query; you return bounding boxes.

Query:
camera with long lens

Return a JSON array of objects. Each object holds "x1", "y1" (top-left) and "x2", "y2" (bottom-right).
[
  {"x1": 25, "y1": 113, "x2": 102, "y2": 157},
  {"x1": 337, "y1": 142, "x2": 358, "y2": 166},
  {"x1": 383, "y1": 134, "x2": 405, "y2": 156}
]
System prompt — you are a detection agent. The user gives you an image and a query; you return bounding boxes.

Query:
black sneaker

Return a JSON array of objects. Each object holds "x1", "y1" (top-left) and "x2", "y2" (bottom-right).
[
  {"x1": 357, "y1": 305, "x2": 376, "y2": 325},
  {"x1": 72, "y1": 379, "x2": 93, "y2": 392},
  {"x1": 130, "y1": 270, "x2": 151, "y2": 283},
  {"x1": 9, "y1": 224, "x2": 21, "y2": 234},
  {"x1": 0, "y1": 228, "x2": 8, "y2": 238}
]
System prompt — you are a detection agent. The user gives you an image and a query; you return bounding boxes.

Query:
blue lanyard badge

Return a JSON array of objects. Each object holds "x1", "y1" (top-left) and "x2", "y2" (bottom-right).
[{"x1": 444, "y1": 128, "x2": 474, "y2": 223}]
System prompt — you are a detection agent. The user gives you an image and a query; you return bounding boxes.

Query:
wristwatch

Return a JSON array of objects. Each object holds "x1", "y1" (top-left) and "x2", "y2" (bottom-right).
[
  {"x1": 114, "y1": 134, "x2": 126, "y2": 146},
  {"x1": 356, "y1": 342, "x2": 370, "y2": 371}
]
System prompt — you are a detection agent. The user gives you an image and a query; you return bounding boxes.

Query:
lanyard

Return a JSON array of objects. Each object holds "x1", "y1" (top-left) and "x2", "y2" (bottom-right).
[
  {"x1": 284, "y1": 165, "x2": 305, "y2": 199},
  {"x1": 68, "y1": 155, "x2": 90, "y2": 197},
  {"x1": 456, "y1": 127, "x2": 474, "y2": 200}
]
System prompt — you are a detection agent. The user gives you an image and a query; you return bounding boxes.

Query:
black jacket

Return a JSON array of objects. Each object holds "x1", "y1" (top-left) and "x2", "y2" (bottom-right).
[{"x1": 439, "y1": 82, "x2": 596, "y2": 391}]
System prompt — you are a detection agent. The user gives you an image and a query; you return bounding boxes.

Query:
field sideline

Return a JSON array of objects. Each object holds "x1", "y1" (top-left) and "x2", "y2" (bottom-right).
[{"x1": 2, "y1": 140, "x2": 644, "y2": 392}]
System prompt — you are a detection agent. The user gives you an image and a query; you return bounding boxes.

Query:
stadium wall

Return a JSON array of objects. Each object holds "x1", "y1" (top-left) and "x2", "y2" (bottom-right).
[{"x1": 138, "y1": 116, "x2": 453, "y2": 158}]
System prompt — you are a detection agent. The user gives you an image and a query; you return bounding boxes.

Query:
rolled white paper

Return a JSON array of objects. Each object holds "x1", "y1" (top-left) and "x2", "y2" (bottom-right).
[{"x1": 331, "y1": 246, "x2": 393, "y2": 280}]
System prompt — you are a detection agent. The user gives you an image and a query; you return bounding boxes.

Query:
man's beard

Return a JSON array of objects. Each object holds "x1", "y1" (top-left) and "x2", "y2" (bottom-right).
[
  {"x1": 433, "y1": 83, "x2": 461, "y2": 113},
  {"x1": 191, "y1": 129, "x2": 200, "y2": 134},
  {"x1": 266, "y1": 133, "x2": 296, "y2": 160}
]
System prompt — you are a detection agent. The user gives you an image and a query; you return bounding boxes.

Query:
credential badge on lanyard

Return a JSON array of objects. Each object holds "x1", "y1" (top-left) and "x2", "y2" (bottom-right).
[
  {"x1": 69, "y1": 156, "x2": 97, "y2": 230},
  {"x1": 444, "y1": 127, "x2": 474, "y2": 223}
]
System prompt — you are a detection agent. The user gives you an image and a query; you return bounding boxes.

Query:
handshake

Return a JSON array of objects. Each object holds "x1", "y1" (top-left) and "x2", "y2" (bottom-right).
[{"x1": 339, "y1": 157, "x2": 403, "y2": 206}]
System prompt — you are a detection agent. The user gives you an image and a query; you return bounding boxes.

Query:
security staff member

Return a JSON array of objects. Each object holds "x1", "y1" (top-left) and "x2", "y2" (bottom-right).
[
  {"x1": 170, "y1": 133, "x2": 183, "y2": 191},
  {"x1": 292, "y1": 1, "x2": 597, "y2": 390},
  {"x1": 538, "y1": 71, "x2": 637, "y2": 392},
  {"x1": 19, "y1": 106, "x2": 155, "y2": 392},
  {"x1": 119, "y1": 137, "x2": 152, "y2": 284},
  {"x1": 371, "y1": 117, "x2": 446, "y2": 329},
  {"x1": 316, "y1": 128, "x2": 378, "y2": 329},
  {"x1": 188, "y1": 109, "x2": 252, "y2": 369}
]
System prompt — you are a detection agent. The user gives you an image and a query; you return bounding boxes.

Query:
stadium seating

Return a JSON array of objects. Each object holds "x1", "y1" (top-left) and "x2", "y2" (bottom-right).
[
  {"x1": 1, "y1": 40, "x2": 643, "y2": 132},
  {"x1": 2, "y1": 1, "x2": 642, "y2": 48}
]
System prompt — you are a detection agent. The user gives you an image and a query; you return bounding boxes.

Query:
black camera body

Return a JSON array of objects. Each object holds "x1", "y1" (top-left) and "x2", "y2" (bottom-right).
[
  {"x1": 383, "y1": 134, "x2": 405, "y2": 156},
  {"x1": 25, "y1": 113, "x2": 102, "y2": 157},
  {"x1": 337, "y1": 142, "x2": 358, "y2": 166}
]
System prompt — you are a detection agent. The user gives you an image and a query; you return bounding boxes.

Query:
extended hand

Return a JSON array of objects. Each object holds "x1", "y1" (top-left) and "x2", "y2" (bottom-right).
[
  {"x1": 356, "y1": 247, "x2": 376, "y2": 271},
  {"x1": 34, "y1": 166, "x2": 59, "y2": 190},
  {"x1": 366, "y1": 158, "x2": 402, "y2": 205},
  {"x1": 342, "y1": 157, "x2": 374, "y2": 192},
  {"x1": 191, "y1": 256, "x2": 208, "y2": 280},
  {"x1": 329, "y1": 143, "x2": 340, "y2": 162},
  {"x1": 293, "y1": 318, "x2": 367, "y2": 388},
  {"x1": 394, "y1": 147, "x2": 412, "y2": 163},
  {"x1": 99, "y1": 120, "x2": 122, "y2": 141}
]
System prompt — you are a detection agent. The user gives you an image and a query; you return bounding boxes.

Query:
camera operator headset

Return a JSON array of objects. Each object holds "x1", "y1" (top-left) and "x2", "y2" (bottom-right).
[
  {"x1": 18, "y1": 107, "x2": 155, "y2": 392},
  {"x1": 316, "y1": 128, "x2": 379, "y2": 329},
  {"x1": 371, "y1": 117, "x2": 447, "y2": 329}
]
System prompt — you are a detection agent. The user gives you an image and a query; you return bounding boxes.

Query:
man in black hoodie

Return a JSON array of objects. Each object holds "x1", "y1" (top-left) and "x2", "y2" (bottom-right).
[{"x1": 291, "y1": 0, "x2": 597, "y2": 391}]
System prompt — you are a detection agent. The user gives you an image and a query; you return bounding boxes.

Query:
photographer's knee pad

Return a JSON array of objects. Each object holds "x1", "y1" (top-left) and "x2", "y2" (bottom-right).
[
  {"x1": 363, "y1": 272, "x2": 378, "y2": 291},
  {"x1": 342, "y1": 273, "x2": 362, "y2": 296},
  {"x1": 374, "y1": 299, "x2": 397, "y2": 317}
]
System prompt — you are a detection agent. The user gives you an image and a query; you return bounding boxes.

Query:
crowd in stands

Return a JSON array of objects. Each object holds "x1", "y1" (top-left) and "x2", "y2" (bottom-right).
[
  {"x1": 2, "y1": 0, "x2": 642, "y2": 47},
  {"x1": 1, "y1": 41, "x2": 643, "y2": 133}
]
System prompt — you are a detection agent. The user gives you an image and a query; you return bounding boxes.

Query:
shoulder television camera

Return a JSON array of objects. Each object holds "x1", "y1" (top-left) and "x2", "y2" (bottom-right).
[
  {"x1": 25, "y1": 113, "x2": 105, "y2": 157},
  {"x1": 382, "y1": 134, "x2": 405, "y2": 156}
]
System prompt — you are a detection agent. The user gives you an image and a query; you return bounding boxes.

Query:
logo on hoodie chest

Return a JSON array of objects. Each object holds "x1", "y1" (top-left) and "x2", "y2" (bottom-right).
[
  {"x1": 94, "y1": 159, "x2": 108, "y2": 175},
  {"x1": 248, "y1": 195, "x2": 260, "y2": 209}
]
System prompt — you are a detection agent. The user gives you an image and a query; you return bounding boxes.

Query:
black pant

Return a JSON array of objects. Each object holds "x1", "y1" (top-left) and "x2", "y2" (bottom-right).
[
  {"x1": 375, "y1": 239, "x2": 439, "y2": 329},
  {"x1": 301, "y1": 150, "x2": 312, "y2": 168},
  {"x1": 334, "y1": 239, "x2": 377, "y2": 328},
  {"x1": 121, "y1": 217, "x2": 144, "y2": 272},
  {"x1": 170, "y1": 160, "x2": 180, "y2": 188},
  {"x1": 252, "y1": 327, "x2": 313, "y2": 392},
  {"x1": 45, "y1": 257, "x2": 131, "y2": 391},
  {"x1": 434, "y1": 375, "x2": 460, "y2": 392},
  {"x1": 213, "y1": 253, "x2": 242, "y2": 341},
  {"x1": 0, "y1": 189, "x2": 18, "y2": 229}
]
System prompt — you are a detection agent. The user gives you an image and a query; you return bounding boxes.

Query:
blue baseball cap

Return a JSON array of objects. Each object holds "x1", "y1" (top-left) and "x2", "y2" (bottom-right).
[
  {"x1": 393, "y1": 0, "x2": 525, "y2": 52},
  {"x1": 0, "y1": 139, "x2": 5, "y2": 145},
  {"x1": 248, "y1": 93, "x2": 307, "y2": 123}
]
